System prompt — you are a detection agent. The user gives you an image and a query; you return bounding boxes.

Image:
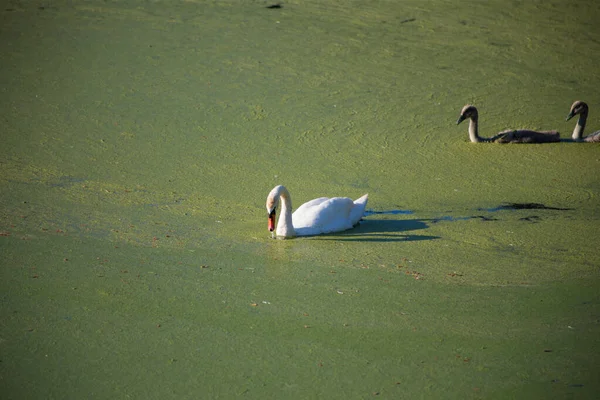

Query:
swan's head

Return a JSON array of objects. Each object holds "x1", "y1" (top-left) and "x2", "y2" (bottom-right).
[
  {"x1": 566, "y1": 100, "x2": 588, "y2": 121},
  {"x1": 456, "y1": 104, "x2": 478, "y2": 125},
  {"x1": 266, "y1": 185, "x2": 284, "y2": 232}
]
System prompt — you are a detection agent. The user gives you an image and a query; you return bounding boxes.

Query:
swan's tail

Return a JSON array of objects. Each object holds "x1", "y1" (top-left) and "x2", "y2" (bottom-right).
[{"x1": 350, "y1": 194, "x2": 369, "y2": 224}]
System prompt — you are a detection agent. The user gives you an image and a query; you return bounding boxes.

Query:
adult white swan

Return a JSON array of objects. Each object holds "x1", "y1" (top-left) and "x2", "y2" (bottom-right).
[
  {"x1": 266, "y1": 185, "x2": 368, "y2": 238},
  {"x1": 456, "y1": 104, "x2": 560, "y2": 143},
  {"x1": 566, "y1": 101, "x2": 600, "y2": 142}
]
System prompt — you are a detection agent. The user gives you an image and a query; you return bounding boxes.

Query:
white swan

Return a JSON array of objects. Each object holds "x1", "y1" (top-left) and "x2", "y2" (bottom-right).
[
  {"x1": 566, "y1": 101, "x2": 600, "y2": 142},
  {"x1": 266, "y1": 185, "x2": 368, "y2": 238},
  {"x1": 456, "y1": 104, "x2": 560, "y2": 143}
]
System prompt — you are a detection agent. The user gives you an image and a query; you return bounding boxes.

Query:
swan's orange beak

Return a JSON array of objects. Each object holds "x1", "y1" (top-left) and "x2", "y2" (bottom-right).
[{"x1": 268, "y1": 210, "x2": 276, "y2": 232}]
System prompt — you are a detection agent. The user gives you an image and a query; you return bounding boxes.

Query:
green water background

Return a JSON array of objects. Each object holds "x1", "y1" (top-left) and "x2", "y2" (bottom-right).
[{"x1": 1, "y1": 0, "x2": 599, "y2": 398}]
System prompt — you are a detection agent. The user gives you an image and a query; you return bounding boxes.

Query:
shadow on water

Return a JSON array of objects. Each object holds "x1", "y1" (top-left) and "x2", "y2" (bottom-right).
[
  {"x1": 364, "y1": 209, "x2": 414, "y2": 216},
  {"x1": 311, "y1": 216, "x2": 440, "y2": 243},
  {"x1": 425, "y1": 215, "x2": 499, "y2": 223},
  {"x1": 307, "y1": 202, "x2": 571, "y2": 242},
  {"x1": 326, "y1": 202, "x2": 574, "y2": 242},
  {"x1": 422, "y1": 203, "x2": 573, "y2": 224},
  {"x1": 481, "y1": 203, "x2": 573, "y2": 212},
  {"x1": 353, "y1": 218, "x2": 428, "y2": 234}
]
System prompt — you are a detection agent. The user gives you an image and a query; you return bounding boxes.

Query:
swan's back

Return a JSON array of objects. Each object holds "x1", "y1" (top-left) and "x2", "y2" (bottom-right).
[
  {"x1": 582, "y1": 131, "x2": 600, "y2": 142},
  {"x1": 495, "y1": 129, "x2": 560, "y2": 143},
  {"x1": 292, "y1": 194, "x2": 368, "y2": 236}
]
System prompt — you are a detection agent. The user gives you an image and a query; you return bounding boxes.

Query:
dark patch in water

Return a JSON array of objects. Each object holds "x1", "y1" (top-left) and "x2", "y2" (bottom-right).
[
  {"x1": 471, "y1": 215, "x2": 498, "y2": 221},
  {"x1": 424, "y1": 202, "x2": 572, "y2": 224},
  {"x1": 484, "y1": 203, "x2": 572, "y2": 212},
  {"x1": 429, "y1": 215, "x2": 498, "y2": 223},
  {"x1": 266, "y1": 3, "x2": 282, "y2": 9},
  {"x1": 400, "y1": 18, "x2": 416, "y2": 23},
  {"x1": 519, "y1": 215, "x2": 541, "y2": 222}
]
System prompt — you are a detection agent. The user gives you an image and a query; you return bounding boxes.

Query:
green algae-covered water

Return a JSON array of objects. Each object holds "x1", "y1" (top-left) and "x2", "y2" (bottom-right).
[{"x1": 1, "y1": 1, "x2": 599, "y2": 398}]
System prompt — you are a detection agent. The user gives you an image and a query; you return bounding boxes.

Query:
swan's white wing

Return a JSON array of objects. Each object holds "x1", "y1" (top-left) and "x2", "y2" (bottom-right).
[
  {"x1": 293, "y1": 197, "x2": 329, "y2": 216},
  {"x1": 293, "y1": 197, "x2": 352, "y2": 227},
  {"x1": 292, "y1": 196, "x2": 367, "y2": 236},
  {"x1": 349, "y1": 194, "x2": 369, "y2": 224}
]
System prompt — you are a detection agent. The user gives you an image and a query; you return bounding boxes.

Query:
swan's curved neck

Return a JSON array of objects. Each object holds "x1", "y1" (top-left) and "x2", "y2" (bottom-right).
[
  {"x1": 276, "y1": 187, "x2": 296, "y2": 238},
  {"x1": 572, "y1": 111, "x2": 588, "y2": 140},
  {"x1": 468, "y1": 117, "x2": 484, "y2": 143}
]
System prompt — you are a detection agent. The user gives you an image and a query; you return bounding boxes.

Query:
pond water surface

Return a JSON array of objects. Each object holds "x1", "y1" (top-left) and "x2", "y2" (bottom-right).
[{"x1": 1, "y1": 1, "x2": 599, "y2": 398}]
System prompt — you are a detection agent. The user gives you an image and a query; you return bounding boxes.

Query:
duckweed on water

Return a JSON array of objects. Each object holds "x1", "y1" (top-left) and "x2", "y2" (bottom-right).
[{"x1": 1, "y1": 1, "x2": 599, "y2": 398}]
